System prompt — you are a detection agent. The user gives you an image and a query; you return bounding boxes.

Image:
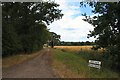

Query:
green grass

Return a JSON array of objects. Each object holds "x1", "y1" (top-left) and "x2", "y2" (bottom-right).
[{"x1": 52, "y1": 49, "x2": 119, "y2": 78}]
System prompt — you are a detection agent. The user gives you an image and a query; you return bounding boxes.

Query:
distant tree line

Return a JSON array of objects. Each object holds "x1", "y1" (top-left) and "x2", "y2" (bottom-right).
[
  {"x1": 55, "y1": 41, "x2": 95, "y2": 46},
  {"x1": 47, "y1": 32, "x2": 95, "y2": 46},
  {"x1": 2, "y1": 1, "x2": 63, "y2": 57},
  {"x1": 48, "y1": 40, "x2": 95, "y2": 46}
]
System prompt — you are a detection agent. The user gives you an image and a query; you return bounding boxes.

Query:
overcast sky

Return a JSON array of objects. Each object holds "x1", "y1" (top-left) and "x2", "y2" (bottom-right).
[{"x1": 48, "y1": 0, "x2": 96, "y2": 42}]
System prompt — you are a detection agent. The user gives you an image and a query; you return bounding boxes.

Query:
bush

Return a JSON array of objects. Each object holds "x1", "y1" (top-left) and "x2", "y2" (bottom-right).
[
  {"x1": 102, "y1": 46, "x2": 119, "y2": 71},
  {"x1": 77, "y1": 46, "x2": 119, "y2": 72}
]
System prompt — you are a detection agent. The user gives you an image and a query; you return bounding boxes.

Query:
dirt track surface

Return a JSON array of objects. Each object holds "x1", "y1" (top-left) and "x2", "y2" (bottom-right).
[{"x1": 2, "y1": 48, "x2": 58, "y2": 78}]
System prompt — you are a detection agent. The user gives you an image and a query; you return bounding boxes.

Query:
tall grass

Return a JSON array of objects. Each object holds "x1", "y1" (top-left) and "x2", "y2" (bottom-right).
[
  {"x1": 52, "y1": 46, "x2": 119, "y2": 78},
  {"x1": 54, "y1": 46, "x2": 105, "y2": 66}
]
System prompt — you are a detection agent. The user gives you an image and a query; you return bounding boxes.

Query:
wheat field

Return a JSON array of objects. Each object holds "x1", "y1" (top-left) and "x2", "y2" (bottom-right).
[{"x1": 54, "y1": 46, "x2": 93, "y2": 53}]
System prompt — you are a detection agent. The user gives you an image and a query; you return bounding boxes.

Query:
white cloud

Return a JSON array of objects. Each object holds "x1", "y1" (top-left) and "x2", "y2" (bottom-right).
[{"x1": 48, "y1": 0, "x2": 96, "y2": 42}]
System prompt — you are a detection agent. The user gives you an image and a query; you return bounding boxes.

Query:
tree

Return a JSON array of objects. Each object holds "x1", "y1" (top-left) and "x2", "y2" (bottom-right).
[
  {"x1": 49, "y1": 32, "x2": 61, "y2": 48},
  {"x1": 85, "y1": 41, "x2": 91, "y2": 45},
  {"x1": 80, "y1": 2, "x2": 120, "y2": 71},
  {"x1": 2, "y1": 1, "x2": 63, "y2": 56}
]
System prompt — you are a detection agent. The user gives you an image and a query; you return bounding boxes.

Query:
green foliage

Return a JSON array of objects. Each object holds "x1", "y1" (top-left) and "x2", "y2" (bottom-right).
[
  {"x1": 49, "y1": 32, "x2": 61, "y2": 48},
  {"x1": 53, "y1": 49, "x2": 119, "y2": 78},
  {"x1": 80, "y1": 2, "x2": 120, "y2": 71},
  {"x1": 2, "y1": 1, "x2": 63, "y2": 57},
  {"x1": 58, "y1": 41, "x2": 95, "y2": 46},
  {"x1": 2, "y1": 24, "x2": 22, "y2": 56}
]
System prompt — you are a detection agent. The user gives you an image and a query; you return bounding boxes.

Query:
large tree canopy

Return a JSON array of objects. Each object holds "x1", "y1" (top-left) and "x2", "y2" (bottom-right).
[
  {"x1": 80, "y1": 2, "x2": 120, "y2": 71},
  {"x1": 2, "y1": 1, "x2": 63, "y2": 57},
  {"x1": 49, "y1": 32, "x2": 61, "y2": 48}
]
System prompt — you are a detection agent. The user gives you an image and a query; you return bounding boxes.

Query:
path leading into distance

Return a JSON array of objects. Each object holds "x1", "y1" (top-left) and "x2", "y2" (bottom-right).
[{"x1": 2, "y1": 48, "x2": 58, "y2": 78}]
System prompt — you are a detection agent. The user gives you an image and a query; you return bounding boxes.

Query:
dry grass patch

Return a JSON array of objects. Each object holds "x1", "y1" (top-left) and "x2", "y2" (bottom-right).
[
  {"x1": 54, "y1": 46, "x2": 92, "y2": 53},
  {"x1": 52, "y1": 60, "x2": 83, "y2": 78},
  {"x1": 54, "y1": 46, "x2": 103, "y2": 53},
  {"x1": 2, "y1": 49, "x2": 44, "y2": 68}
]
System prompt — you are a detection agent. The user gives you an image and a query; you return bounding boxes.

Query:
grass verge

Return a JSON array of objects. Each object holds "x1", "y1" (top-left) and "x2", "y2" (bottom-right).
[
  {"x1": 52, "y1": 49, "x2": 119, "y2": 78},
  {"x1": 2, "y1": 49, "x2": 44, "y2": 68}
]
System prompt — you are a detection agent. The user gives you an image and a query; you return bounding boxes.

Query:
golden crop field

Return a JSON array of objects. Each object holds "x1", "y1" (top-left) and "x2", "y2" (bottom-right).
[{"x1": 54, "y1": 46, "x2": 93, "y2": 53}]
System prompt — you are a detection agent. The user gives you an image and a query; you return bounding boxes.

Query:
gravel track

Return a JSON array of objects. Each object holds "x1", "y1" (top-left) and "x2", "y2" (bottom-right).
[{"x1": 2, "y1": 48, "x2": 58, "y2": 78}]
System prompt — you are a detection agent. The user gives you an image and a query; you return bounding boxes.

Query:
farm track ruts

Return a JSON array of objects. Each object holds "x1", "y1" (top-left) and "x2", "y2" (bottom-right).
[{"x1": 2, "y1": 48, "x2": 59, "y2": 78}]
